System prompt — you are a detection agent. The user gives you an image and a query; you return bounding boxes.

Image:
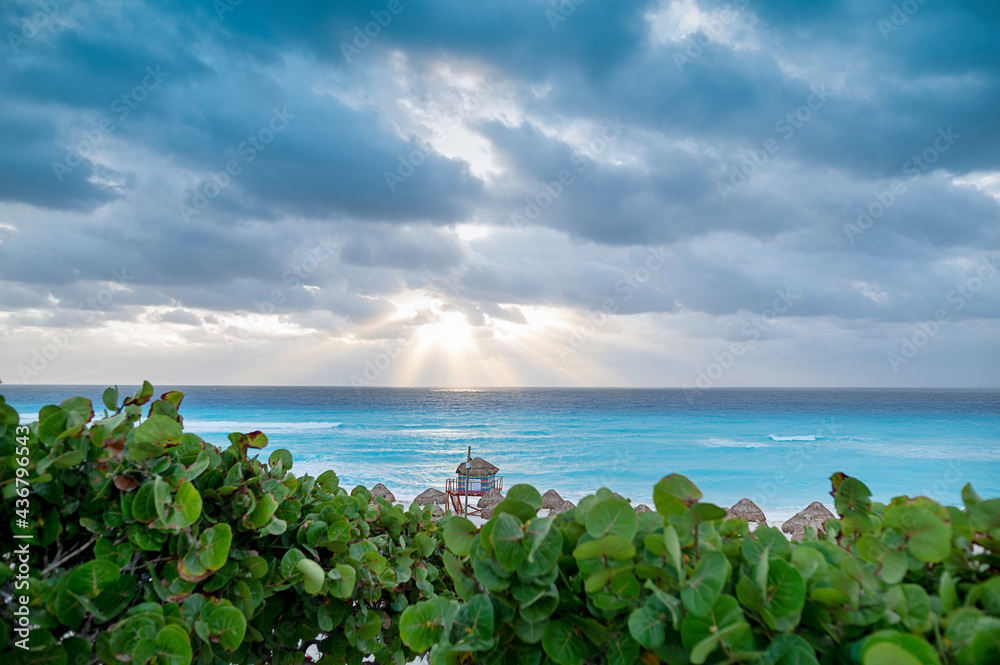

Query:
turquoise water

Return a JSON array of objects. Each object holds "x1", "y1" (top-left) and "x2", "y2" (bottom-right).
[{"x1": 3, "y1": 387, "x2": 997, "y2": 522}]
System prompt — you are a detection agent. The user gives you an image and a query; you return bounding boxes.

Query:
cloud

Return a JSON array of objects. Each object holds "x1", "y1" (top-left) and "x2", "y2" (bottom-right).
[{"x1": 0, "y1": 0, "x2": 997, "y2": 386}]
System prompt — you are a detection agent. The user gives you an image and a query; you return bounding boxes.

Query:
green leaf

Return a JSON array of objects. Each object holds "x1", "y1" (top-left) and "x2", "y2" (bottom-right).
[
  {"x1": 586, "y1": 498, "x2": 638, "y2": 541},
  {"x1": 758, "y1": 634, "x2": 820, "y2": 665},
  {"x1": 883, "y1": 503, "x2": 951, "y2": 563},
  {"x1": 268, "y1": 448, "x2": 293, "y2": 470},
  {"x1": 131, "y1": 415, "x2": 182, "y2": 460},
  {"x1": 542, "y1": 619, "x2": 589, "y2": 665},
  {"x1": 245, "y1": 493, "x2": 278, "y2": 529},
  {"x1": 664, "y1": 525, "x2": 683, "y2": 577},
  {"x1": 835, "y1": 477, "x2": 872, "y2": 515},
  {"x1": 506, "y1": 484, "x2": 544, "y2": 510},
  {"x1": 296, "y1": 559, "x2": 325, "y2": 594},
  {"x1": 456, "y1": 594, "x2": 495, "y2": 647},
  {"x1": 628, "y1": 604, "x2": 668, "y2": 649},
  {"x1": 861, "y1": 631, "x2": 940, "y2": 665},
  {"x1": 103, "y1": 386, "x2": 120, "y2": 411},
  {"x1": 494, "y1": 498, "x2": 538, "y2": 523},
  {"x1": 572, "y1": 535, "x2": 636, "y2": 560},
  {"x1": 742, "y1": 525, "x2": 791, "y2": 563},
  {"x1": 681, "y1": 552, "x2": 730, "y2": 617},
  {"x1": 970, "y1": 498, "x2": 1000, "y2": 538},
  {"x1": 653, "y1": 474, "x2": 702, "y2": 517},
  {"x1": 681, "y1": 595, "x2": 751, "y2": 663},
  {"x1": 400, "y1": 597, "x2": 454, "y2": 652},
  {"x1": 198, "y1": 524, "x2": 233, "y2": 571},
  {"x1": 762, "y1": 559, "x2": 806, "y2": 631},
  {"x1": 124, "y1": 381, "x2": 155, "y2": 406},
  {"x1": 492, "y1": 512, "x2": 526, "y2": 571},
  {"x1": 68, "y1": 560, "x2": 121, "y2": 597},
  {"x1": 328, "y1": 563, "x2": 357, "y2": 599},
  {"x1": 443, "y1": 516, "x2": 477, "y2": 556},
  {"x1": 168, "y1": 480, "x2": 202, "y2": 528},
  {"x1": 207, "y1": 606, "x2": 247, "y2": 651},
  {"x1": 154, "y1": 624, "x2": 192, "y2": 665},
  {"x1": 51, "y1": 450, "x2": 85, "y2": 468},
  {"x1": 523, "y1": 517, "x2": 563, "y2": 577}
]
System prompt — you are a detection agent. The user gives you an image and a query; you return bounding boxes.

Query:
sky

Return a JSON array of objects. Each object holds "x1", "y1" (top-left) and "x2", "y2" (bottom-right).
[{"x1": 0, "y1": 0, "x2": 998, "y2": 388}]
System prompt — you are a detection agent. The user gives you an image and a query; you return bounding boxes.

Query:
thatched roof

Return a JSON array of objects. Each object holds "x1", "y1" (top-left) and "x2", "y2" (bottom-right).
[
  {"x1": 635, "y1": 504, "x2": 652, "y2": 514},
  {"x1": 455, "y1": 457, "x2": 499, "y2": 477},
  {"x1": 431, "y1": 504, "x2": 445, "y2": 518},
  {"x1": 781, "y1": 501, "x2": 835, "y2": 535},
  {"x1": 480, "y1": 505, "x2": 496, "y2": 520},
  {"x1": 477, "y1": 488, "x2": 504, "y2": 508},
  {"x1": 542, "y1": 489, "x2": 564, "y2": 510},
  {"x1": 548, "y1": 500, "x2": 575, "y2": 516},
  {"x1": 414, "y1": 488, "x2": 447, "y2": 507},
  {"x1": 370, "y1": 483, "x2": 395, "y2": 502},
  {"x1": 727, "y1": 498, "x2": 766, "y2": 523}
]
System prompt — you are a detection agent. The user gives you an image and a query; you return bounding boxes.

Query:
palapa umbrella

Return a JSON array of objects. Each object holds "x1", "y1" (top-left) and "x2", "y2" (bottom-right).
[
  {"x1": 542, "y1": 489, "x2": 564, "y2": 510},
  {"x1": 726, "y1": 498, "x2": 767, "y2": 524},
  {"x1": 455, "y1": 457, "x2": 500, "y2": 477},
  {"x1": 781, "y1": 501, "x2": 835, "y2": 539},
  {"x1": 370, "y1": 483, "x2": 395, "y2": 502},
  {"x1": 548, "y1": 500, "x2": 575, "y2": 516},
  {"x1": 635, "y1": 504, "x2": 652, "y2": 514},
  {"x1": 414, "y1": 488, "x2": 447, "y2": 507},
  {"x1": 477, "y1": 488, "x2": 504, "y2": 509}
]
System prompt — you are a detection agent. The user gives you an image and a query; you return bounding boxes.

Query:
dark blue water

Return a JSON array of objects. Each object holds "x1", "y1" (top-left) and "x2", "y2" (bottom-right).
[{"x1": 3, "y1": 386, "x2": 997, "y2": 522}]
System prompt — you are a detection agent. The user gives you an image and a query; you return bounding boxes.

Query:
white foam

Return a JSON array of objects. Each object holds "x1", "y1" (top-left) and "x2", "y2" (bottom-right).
[
  {"x1": 769, "y1": 434, "x2": 821, "y2": 442},
  {"x1": 183, "y1": 420, "x2": 342, "y2": 431},
  {"x1": 703, "y1": 438, "x2": 771, "y2": 448}
]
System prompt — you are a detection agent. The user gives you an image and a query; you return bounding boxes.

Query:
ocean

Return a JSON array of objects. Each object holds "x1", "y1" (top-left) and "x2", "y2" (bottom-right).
[{"x1": 3, "y1": 386, "x2": 998, "y2": 524}]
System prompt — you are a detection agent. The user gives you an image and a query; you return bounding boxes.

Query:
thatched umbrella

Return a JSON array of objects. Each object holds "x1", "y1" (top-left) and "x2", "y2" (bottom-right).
[
  {"x1": 370, "y1": 483, "x2": 395, "y2": 502},
  {"x1": 781, "y1": 502, "x2": 835, "y2": 537},
  {"x1": 548, "y1": 500, "x2": 575, "y2": 516},
  {"x1": 481, "y1": 505, "x2": 496, "y2": 520},
  {"x1": 432, "y1": 504, "x2": 446, "y2": 518},
  {"x1": 477, "y1": 488, "x2": 504, "y2": 509},
  {"x1": 726, "y1": 498, "x2": 766, "y2": 524},
  {"x1": 542, "y1": 489, "x2": 564, "y2": 510},
  {"x1": 635, "y1": 504, "x2": 652, "y2": 514},
  {"x1": 414, "y1": 488, "x2": 447, "y2": 507},
  {"x1": 456, "y1": 457, "x2": 499, "y2": 477}
]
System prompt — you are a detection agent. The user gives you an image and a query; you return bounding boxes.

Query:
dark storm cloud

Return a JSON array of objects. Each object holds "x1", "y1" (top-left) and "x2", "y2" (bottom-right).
[{"x1": 0, "y1": 0, "x2": 998, "y2": 386}]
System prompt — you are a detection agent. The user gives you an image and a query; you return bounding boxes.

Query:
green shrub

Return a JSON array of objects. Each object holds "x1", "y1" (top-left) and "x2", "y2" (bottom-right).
[
  {"x1": 2, "y1": 384, "x2": 999, "y2": 665},
  {"x1": 0, "y1": 384, "x2": 450, "y2": 665},
  {"x1": 407, "y1": 474, "x2": 1000, "y2": 665}
]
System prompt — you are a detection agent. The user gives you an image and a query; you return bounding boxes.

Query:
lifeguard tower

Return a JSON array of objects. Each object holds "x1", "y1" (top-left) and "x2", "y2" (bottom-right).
[{"x1": 445, "y1": 448, "x2": 503, "y2": 516}]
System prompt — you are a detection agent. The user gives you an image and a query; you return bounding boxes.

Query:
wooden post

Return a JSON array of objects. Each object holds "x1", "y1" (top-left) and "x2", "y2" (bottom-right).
[{"x1": 464, "y1": 445, "x2": 471, "y2": 516}]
